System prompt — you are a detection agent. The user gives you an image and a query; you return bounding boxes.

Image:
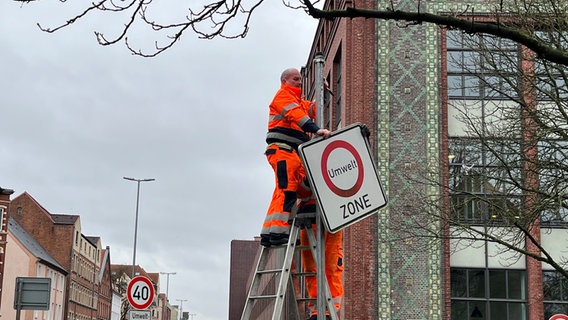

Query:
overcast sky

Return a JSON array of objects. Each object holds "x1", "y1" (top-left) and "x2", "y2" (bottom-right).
[{"x1": 1, "y1": 1, "x2": 317, "y2": 319}]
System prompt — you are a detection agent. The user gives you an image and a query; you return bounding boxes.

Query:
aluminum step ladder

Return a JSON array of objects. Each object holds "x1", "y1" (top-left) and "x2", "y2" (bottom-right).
[{"x1": 240, "y1": 215, "x2": 339, "y2": 320}]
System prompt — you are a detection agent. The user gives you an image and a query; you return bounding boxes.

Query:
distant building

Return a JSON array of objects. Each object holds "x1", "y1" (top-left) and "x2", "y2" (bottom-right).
[
  {"x1": 2, "y1": 217, "x2": 67, "y2": 319},
  {"x1": 98, "y1": 246, "x2": 113, "y2": 320},
  {"x1": 228, "y1": 239, "x2": 260, "y2": 320},
  {"x1": 170, "y1": 304, "x2": 179, "y2": 320},
  {"x1": 228, "y1": 237, "x2": 301, "y2": 320},
  {"x1": 111, "y1": 264, "x2": 167, "y2": 320},
  {"x1": 0, "y1": 186, "x2": 14, "y2": 309},
  {"x1": 9, "y1": 192, "x2": 113, "y2": 320},
  {"x1": 157, "y1": 293, "x2": 173, "y2": 320},
  {"x1": 111, "y1": 290, "x2": 122, "y2": 320}
]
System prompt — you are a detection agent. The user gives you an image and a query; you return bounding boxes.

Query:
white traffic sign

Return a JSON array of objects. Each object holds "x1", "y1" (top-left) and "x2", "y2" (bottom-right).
[
  {"x1": 299, "y1": 123, "x2": 387, "y2": 233},
  {"x1": 127, "y1": 276, "x2": 154, "y2": 310},
  {"x1": 129, "y1": 309, "x2": 151, "y2": 320}
]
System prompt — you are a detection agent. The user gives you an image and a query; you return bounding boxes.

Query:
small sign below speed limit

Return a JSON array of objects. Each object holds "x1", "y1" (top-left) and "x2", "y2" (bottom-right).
[{"x1": 127, "y1": 276, "x2": 155, "y2": 310}]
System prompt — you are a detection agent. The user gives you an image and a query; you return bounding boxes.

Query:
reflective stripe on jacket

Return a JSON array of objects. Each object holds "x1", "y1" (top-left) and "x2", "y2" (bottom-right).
[{"x1": 266, "y1": 84, "x2": 319, "y2": 150}]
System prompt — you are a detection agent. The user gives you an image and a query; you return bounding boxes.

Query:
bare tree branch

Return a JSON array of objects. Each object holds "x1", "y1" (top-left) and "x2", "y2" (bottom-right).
[
  {"x1": 16, "y1": 0, "x2": 568, "y2": 61},
  {"x1": 302, "y1": 0, "x2": 568, "y2": 66}
]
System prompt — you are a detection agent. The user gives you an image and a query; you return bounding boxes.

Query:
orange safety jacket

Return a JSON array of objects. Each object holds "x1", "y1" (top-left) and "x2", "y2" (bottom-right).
[{"x1": 266, "y1": 84, "x2": 320, "y2": 150}]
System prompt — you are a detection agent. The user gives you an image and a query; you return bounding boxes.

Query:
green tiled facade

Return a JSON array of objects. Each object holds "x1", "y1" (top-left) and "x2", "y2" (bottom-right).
[
  {"x1": 376, "y1": 0, "x2": 444, "y2": 318},
  {"x1": 375, "y1": 1, "x2": 495, "y2": 318}
]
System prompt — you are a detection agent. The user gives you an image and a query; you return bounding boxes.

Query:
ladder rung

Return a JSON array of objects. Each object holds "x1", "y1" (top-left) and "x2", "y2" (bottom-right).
[
  {"x1": 256, "y1": 268, "x2": 283, "y2": 275},
  {"x1": 249, "y1": 294, "x2": 279, "y2": 299},
  {"x1": 241, "y1": 218, "x2": 338, "y2": 320},
  {"x1": 292, "y1": 271, "x2": 316, "y2": 276},
  {"x1": 295, "y1": 297, "x2": 316, "y2": 302}
]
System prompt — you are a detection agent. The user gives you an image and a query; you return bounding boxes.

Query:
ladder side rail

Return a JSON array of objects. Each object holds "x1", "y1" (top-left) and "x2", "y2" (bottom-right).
[
  {"x1": 241, "y1": 246, "x2": 271, "y2": 320},
  {"x1": 285, "y1": 275, "x2": 302, "y2": 320},
  {"x1": 270, "y1": 221, "x2": 301, "y2": 319}
]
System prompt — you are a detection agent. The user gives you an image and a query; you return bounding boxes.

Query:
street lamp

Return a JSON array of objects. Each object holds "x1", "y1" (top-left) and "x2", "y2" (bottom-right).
[
  {"x1": 123, "y1": 176, "x2": 155, "y2": 278},
  {"x1": 160, "y1": 271, "x2": 176, "y2": 300},
  {"x1": 176, "y1": 299, "x2": 188, "y2": 320}
]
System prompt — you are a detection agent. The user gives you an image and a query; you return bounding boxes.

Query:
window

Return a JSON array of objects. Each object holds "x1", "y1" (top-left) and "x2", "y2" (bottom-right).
[
  {"x1": 323, "y1": 75, "x2": 331, "y2": 129},
  {"x1": 543, "y1": 271, "x2": 568, "y2": 318},
  {"x1": 451, "y1": 268, "x2": 527, "y2": 320},
  {"x1": 534, "y1": 31, "x2": 568, "y2": 100},
  {"x1": 447, "y1": 30, "x2": 519, "y2": 99},
  {"x1": 449, "y1": 139, "x2": 522, "y2": 225},
  {"x1": 539, "y1": 140, "x2": 568, "y2": 225},
  {"x1": 333, "y1": 48, "x2": 342, "y2": 129},
  {"x1": 0, "y1": 206, "x2": 4, "y2": 229}
]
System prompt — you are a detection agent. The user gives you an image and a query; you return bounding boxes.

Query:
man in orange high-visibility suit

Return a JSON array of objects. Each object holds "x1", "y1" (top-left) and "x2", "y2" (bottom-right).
[{"x1": 261, "y1": 67, "x2": 331, "y2": 247}]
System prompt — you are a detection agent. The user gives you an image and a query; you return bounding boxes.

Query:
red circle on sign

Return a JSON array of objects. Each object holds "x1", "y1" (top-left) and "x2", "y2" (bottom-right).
[
  {"x1": 321, "y1": 140, "x2": 364, "y2": 197},
  {"x1": 127, "y1": 276, "x2": 155, "y2": 310},
  {"x1": 550, "y1": 314, "x2": 568, "y2": 320}
]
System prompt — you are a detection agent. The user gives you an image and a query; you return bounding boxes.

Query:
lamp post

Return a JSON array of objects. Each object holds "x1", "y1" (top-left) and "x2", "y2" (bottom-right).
[
  {"x1": 160, "y1": 271, "x2": 176, "y2": 300},
  {"x1": 123, "y1": 176, "x2": 155, "y2": 278},
  {"x1": 176, "y1": 299, "x2": 188, "y2": 320}
]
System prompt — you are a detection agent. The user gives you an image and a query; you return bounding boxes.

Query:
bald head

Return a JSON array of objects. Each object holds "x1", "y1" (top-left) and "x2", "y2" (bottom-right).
[{"x1": 280, "y1": 68, "x2": 302, "y2": 88}]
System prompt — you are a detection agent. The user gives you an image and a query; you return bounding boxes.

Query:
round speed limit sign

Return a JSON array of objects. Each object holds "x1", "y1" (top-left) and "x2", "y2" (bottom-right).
[{"x1": 127, "y1": 276, "x2": 155, "y2": 309}]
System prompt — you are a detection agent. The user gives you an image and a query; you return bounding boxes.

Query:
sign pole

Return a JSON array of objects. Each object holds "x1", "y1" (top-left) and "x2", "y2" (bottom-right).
[
  {"x1": 314, "y1": 52, "x2": 327, "y2": 320},
  {"x1": 15, "y1": 279, "x2": 22, "y2": 320}
]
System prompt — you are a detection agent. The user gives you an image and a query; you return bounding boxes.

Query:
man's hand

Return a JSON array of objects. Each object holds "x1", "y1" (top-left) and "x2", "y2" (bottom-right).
[{"x1": 316, "y1": 128, "x2": 331, "y2": 139}]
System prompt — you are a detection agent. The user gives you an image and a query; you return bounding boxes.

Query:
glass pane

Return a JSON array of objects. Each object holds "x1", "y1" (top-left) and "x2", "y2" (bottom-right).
[
  {"x1": 544, "y1": 303, "x2": 568, "y2": 320},
  {"x1": 448, "y1": 51, "x2": 464, "y2": 73},
  {"x1": 562, "y1": 273, "x2": 568, "y2": 301},
  {"x1": 489, "y1": 270, "x2": 507, "y2": 298},
  {"x1": 452, "y1": 300, "x2": 468, "y2": 320},
  {"x1": 543, "y1": 271, "x2": 562, "y2": 300},
  {"x1": 509, "y1": 303, "x2": 526, "y2": 320},
  {"x1": 490, "y1": 301, "x2": 506, "y2": 319},
  {"x1": 448, "y1": 76, "x2": 462, "y2": 97},
  {"x1": 470, "y1": 301, "x2": 486, "y2": 319},
  {"x1": 508, "y1": 271, "x2": 526, "y2": 299},
  {"x1": 447, "y1": 30, "x2": 463, "y2": 49},
  {"x1": 463, "y1": 51, "x2": 480, "y2": 72},
  {"x1": 464, "y1": 76, "x2": 480, "y2": 97},
  {"x1": 556, "y1": 78, "x2": 568, "y2": 99},
  {"x1": 451, "y1": 269, "x2": 467, "y2": 297},
  {"x1": 469, "y1": 270, "x2": 486, "y2": 298}
]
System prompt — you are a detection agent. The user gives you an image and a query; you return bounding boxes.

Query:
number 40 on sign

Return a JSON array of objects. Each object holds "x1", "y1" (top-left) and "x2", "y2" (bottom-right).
[{"x1": 127, "y1": 276, "x2": 155, "y2": 310}]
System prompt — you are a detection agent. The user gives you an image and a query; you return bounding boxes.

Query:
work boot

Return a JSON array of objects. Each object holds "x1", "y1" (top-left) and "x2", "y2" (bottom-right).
[{"x1": 269, "y1": 233, "x2": 289, "y2": 246}]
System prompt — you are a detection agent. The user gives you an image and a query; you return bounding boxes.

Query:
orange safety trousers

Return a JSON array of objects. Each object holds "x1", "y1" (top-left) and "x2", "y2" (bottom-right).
[
  {"x1": 299, "y1": 215, "x2": 344, "y2": 315},
  {"x1": 261, "y1": 144, "x2": 306, "y2": 236}
]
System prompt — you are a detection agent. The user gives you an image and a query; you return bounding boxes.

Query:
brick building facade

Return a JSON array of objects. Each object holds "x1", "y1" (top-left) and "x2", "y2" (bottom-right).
[
  {"x1": 228, "y1": 239, "x2": 260, "y2": 320},
  {"x1": 9, "y1": 192, "x2": 112, "y2": 320},
  {"x1": 0, "y1": 187, "x2": 14, "y2": 310},
  {"x1": 296, "y1": 0, "x2": 568, "y2": 319},
  {"x1": 2, "y1": 217, "x2": 68, "y2": 319}
]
